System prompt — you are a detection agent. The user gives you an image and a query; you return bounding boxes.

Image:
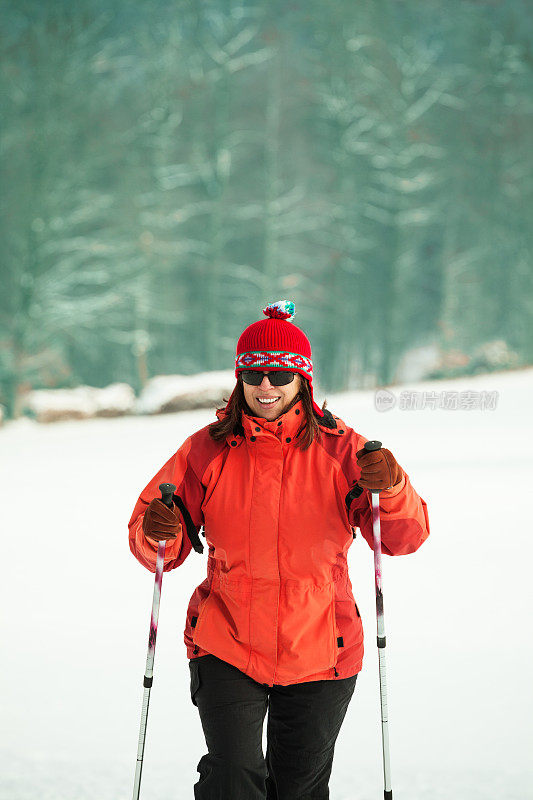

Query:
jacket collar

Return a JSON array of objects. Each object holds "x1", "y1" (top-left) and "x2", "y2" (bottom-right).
[
  {"x1": 216, "y1": 400, "x2": 346, "y2": 448},
  {"x1": 241, "y1": 398, "x2": 306, "y2": 440}
]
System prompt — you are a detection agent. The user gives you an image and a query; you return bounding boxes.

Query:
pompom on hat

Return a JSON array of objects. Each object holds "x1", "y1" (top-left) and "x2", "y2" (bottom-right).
[{"x1": 234, "y1": 300, "x2": 324, "y2": 417}]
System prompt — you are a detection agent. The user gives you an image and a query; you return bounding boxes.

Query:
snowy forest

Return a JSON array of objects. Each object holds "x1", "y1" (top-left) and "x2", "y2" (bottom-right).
[{"x1": 1, "y1": 0, "x2": 533, "y2": 419}]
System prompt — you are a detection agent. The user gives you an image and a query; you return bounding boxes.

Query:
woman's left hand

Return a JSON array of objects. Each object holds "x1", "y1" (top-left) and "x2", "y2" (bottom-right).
[{"x1": 356, "y1": 446, "x2": 403, "y2": 492}]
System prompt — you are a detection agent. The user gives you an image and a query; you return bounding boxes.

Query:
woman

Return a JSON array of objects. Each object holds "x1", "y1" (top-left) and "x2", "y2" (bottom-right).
[{"x1": 128, "y1": 300, "x2": 430, "y2": 799}]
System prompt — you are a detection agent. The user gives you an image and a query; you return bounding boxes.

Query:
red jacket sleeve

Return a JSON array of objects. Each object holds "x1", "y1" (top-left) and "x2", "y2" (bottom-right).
[
  {"x1": 336, "y1": 426, "x2": 429, "y2": 555},
  {"x1": 348, "y1": 470, "x2": 430, "y2": 555},
  {"x1": 128, "y1": 436, "x2": 206, "y2": 572}
]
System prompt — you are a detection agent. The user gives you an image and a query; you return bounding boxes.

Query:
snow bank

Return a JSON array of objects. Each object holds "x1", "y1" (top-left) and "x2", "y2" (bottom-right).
[
  {"x1": 17, "y1": 372, "x2": 236, "y2": 423},
  {"x1": 92, "y1": 383, "x2": 136, "y2": 417},
  {"x1": 135, "y1": 370, "x2": 235, "y2": 414},
  {"x1": 393, "y1": 339, "x2": 520, "y2": 383},
  {"x1": 22, "y1": 383, "x2": 135, "y2": 423}
]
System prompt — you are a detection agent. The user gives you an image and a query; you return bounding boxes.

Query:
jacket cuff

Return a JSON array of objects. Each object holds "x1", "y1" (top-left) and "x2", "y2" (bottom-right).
[
  {"x1": 145, "y1": 522, "x2": 183, "y2": 552},
  {"x1": 379, "y1": 472, "x2": 406, "y2": 499}
]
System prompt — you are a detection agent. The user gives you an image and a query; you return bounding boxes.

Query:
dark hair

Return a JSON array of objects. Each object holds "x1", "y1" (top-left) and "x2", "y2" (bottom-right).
[{"x1": 209, "y1": 374, "x2": 328, "y2": 451}]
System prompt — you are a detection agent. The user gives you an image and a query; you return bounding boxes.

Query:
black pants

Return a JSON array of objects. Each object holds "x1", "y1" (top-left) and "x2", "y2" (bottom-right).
[{"x1": 189, "y1": 654, "x2": 357, "y2": 800}]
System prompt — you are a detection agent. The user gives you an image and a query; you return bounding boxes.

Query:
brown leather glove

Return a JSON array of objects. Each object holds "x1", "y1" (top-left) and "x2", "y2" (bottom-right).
[
  {"x1": 356, "y1": 447, "x2": 403, "y2": 492},
  {"x1": 142, "y1": 498, "x2": 181, "y2": 542}
]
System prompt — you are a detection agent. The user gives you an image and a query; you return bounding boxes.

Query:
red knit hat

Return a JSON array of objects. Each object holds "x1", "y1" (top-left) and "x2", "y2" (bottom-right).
[{"x1": 234, "y1": 300, "x2": 324, "y2": 417}]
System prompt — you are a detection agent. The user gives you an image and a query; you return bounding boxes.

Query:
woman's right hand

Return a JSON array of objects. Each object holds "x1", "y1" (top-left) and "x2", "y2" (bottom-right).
[{"x1": 142, "y1": 498, "x2": 181, "y2": 542}]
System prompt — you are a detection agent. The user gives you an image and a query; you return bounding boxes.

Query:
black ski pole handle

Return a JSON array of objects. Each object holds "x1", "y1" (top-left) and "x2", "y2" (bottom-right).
[
  {"x1": 346, "y1": 440, "x2": 382, "y2": 503},
  {"x1": 159, "y1": 482, "x2": 176, "y2": 508},
  {"x1": 363, "y1": 440, "x2": 382, "y2": 453}
]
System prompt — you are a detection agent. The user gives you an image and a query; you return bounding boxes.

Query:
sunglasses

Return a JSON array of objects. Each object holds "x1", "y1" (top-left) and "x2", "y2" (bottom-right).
[{"x1": 241, "y1": 370, "x2": 296, "y2": 387}]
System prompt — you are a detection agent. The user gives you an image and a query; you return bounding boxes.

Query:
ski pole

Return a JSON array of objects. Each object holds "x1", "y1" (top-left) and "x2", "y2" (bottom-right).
[
  {"x1": 132, "y1": 482, "x2": 176, "y2": 800},
  {"x1": 353, "y1": 440, "x2": 393, "y2": 800}
]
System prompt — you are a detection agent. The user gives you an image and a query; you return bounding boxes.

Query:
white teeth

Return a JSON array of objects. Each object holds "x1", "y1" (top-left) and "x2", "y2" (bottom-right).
[{"x1": 257, "y1": 398, "x2": 279, "y2": 404}]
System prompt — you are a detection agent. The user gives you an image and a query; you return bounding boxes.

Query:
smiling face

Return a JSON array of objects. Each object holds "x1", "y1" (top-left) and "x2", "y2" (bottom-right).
[{"x1": 242, "y1": 371, "x2": 302, "y2": 420}]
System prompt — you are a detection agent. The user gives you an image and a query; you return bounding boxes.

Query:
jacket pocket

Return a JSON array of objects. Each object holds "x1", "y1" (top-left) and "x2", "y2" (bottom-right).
[
  {"x1": 191, "y1": 574, "x2": 252, "y2": 671},
  {"x1": 276, "y1": 581, "x2": 337, "y2": 680},
  {"x1": 334, "y1": 569, "x2": 361, "y2": 618},
  {"x1": 191, "y1": 564, "x2": 217, "y2": 645},
  {"x1": 192, "y1": 592, "x2": 212, "y2": 638}
]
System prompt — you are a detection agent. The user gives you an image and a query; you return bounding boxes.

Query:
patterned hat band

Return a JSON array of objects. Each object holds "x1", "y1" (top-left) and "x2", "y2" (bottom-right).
[{"x1": 236, "y1": 351, "x2": 313, "y2": 379}]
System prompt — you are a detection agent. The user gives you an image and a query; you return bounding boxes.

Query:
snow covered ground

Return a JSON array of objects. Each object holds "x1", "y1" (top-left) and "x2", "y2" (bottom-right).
[{"x1": 1, "y1": 368, "x2": 532, "y2": 800}]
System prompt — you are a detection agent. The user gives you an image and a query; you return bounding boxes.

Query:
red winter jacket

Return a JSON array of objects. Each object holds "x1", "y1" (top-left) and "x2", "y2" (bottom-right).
[{"x1": 128, "y1": 398, "x2": 429, "y2": 687}]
